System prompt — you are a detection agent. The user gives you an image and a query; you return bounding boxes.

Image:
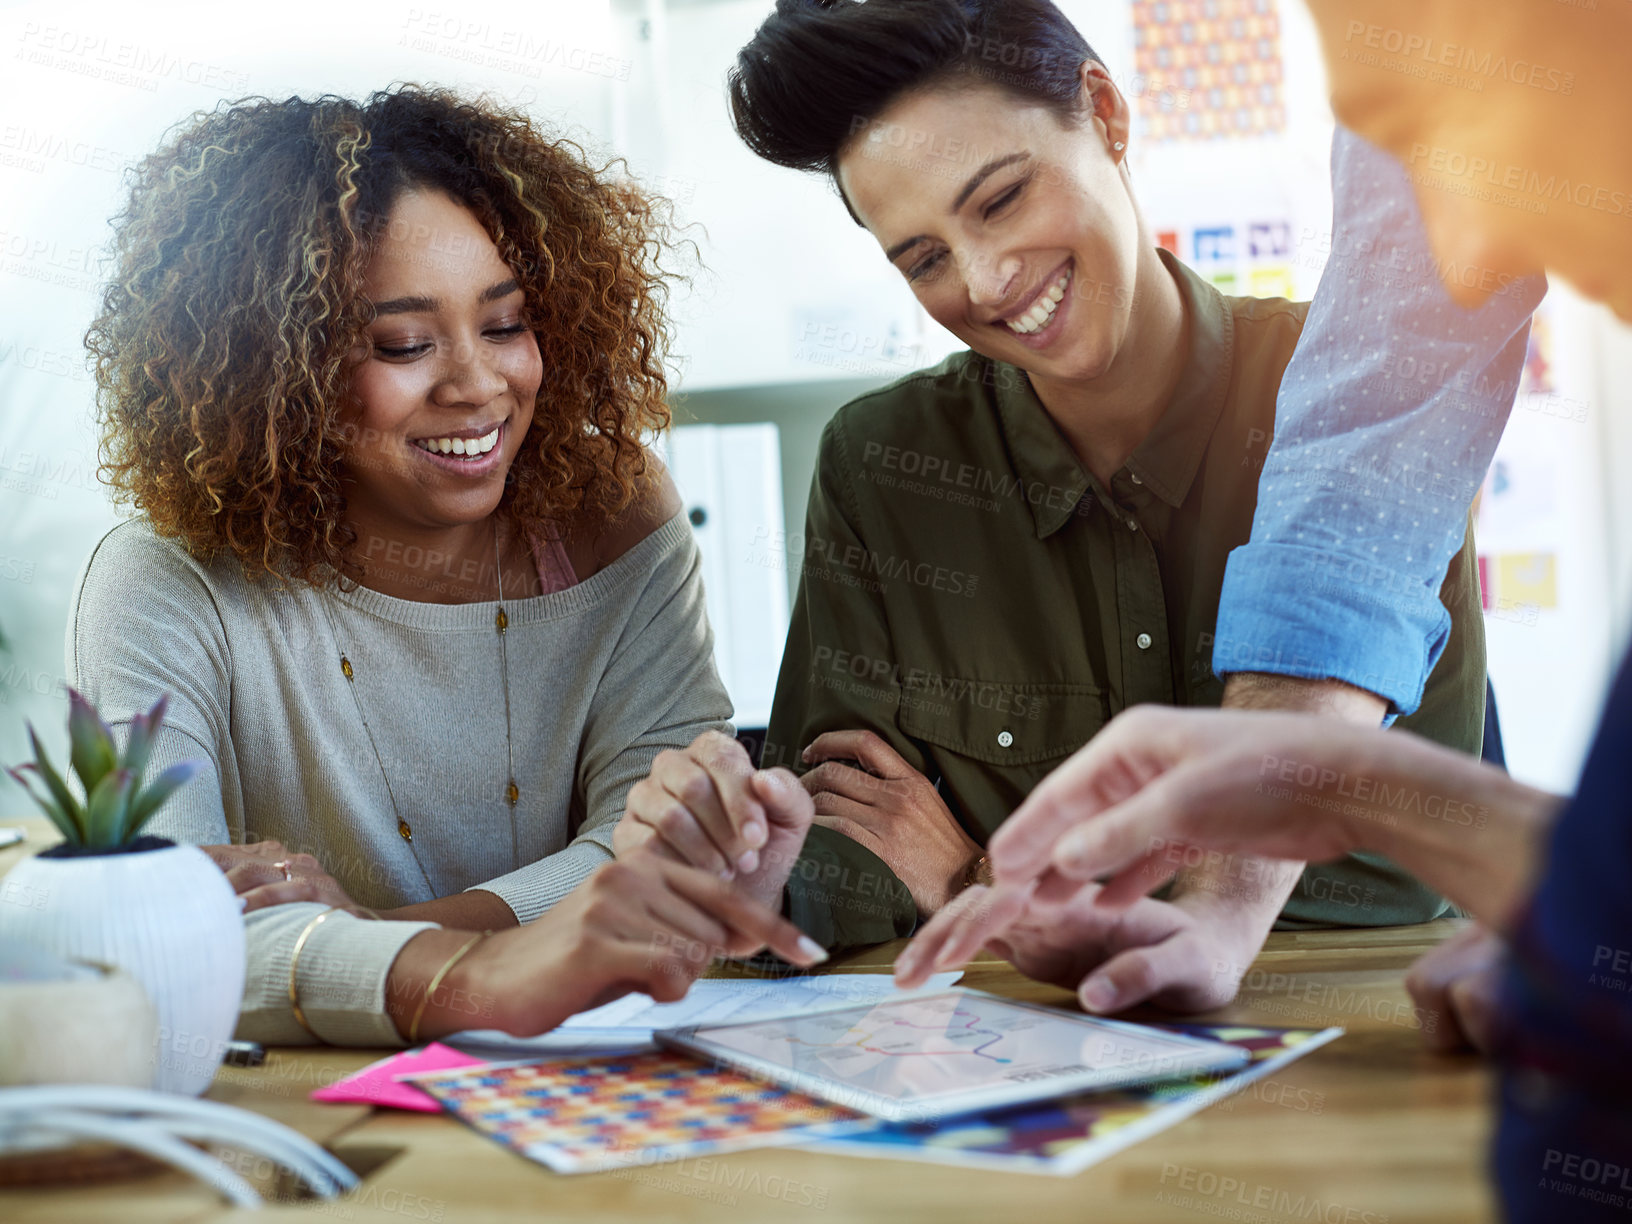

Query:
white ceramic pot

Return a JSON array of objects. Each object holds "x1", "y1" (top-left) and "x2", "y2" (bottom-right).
[{"x1": 0, "y1": 842, "x2": 245, "y2": 1095}]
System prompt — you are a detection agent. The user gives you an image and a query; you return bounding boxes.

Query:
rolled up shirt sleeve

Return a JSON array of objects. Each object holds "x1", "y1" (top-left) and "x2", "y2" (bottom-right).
[{"x1": 1213, "y1": 126, "x2": 1544, "y2": 716}]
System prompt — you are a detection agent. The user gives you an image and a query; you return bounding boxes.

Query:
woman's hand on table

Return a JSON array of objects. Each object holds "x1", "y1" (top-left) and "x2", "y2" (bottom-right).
[
  {"x1": 799, "y1": 729, "x2": 984, "y2": 917},
  {"x1": 398, "y1": 847, "x2": 828, "y2": 1040},
  {"x1": 201, "y1": 840, "x2": 368, "y2": 916},
  {"x1": 615, "y1": 729, "x2": 815, "y2": 912}
]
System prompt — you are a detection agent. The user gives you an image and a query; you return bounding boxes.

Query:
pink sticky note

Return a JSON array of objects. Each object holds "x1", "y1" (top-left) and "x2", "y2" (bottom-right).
[{"x1": 311, "y1": 1043, "x2": 488, "y2": 1112}]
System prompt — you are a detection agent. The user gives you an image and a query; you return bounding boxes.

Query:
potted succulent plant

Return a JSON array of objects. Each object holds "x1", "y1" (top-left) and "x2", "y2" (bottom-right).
[{"x1": 0, "y1": 690, "x2": 244, "y2": 1095}]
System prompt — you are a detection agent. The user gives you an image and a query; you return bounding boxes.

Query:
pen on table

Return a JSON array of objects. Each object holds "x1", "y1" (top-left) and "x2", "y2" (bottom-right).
[
  {"x1": 224, "y1": 1040, "x2": 267, "y2": 1067},
  {"x1": 0, "y1": 827, "x2": 26, "y2": 850}
]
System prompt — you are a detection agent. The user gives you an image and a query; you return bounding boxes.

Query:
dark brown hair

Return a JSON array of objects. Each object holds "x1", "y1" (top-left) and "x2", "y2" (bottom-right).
[
  {"x1": 87, "y1": 86, "x2": 682, "y2": 583},
  {"x1": 729, "y1": 0, "x2": 1100, "y2": 196}
]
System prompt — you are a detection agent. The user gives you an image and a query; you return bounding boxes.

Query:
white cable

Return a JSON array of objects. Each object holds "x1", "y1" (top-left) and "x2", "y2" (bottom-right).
[
  {"x1": 0, "y1": 1085, "x2": 358, "y2": 1191},
  {"x1": 0, "y1": 1086, "x2": 359, "y2": 1202},
  {"x1": 6, "y1": 1111, "x2": 261, "y2": 1207},
  {"x1": 161, "y1": 1121, "x2": 344, "y2": 1198}
]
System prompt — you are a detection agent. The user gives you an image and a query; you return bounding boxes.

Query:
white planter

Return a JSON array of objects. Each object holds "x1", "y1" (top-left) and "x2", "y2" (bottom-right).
[{"x1": 0, "y1": 842, "x2": 245, "y2": 1095}]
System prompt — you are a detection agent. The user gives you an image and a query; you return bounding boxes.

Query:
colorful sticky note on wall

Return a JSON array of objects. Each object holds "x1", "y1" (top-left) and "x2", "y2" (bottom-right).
[
  {"x1": 1248, "y1": 265, "x2": 1295, "y2": 298},
  {"x1": 1495, "y1": 553, "x2": 1558, "y2": 609},
  {"x1": 1193, "y1": 225, "x2": 1236, "y2": 263},
  {"x1": 1248, "y1": 220, "x2": 1291, "y2": 258}
]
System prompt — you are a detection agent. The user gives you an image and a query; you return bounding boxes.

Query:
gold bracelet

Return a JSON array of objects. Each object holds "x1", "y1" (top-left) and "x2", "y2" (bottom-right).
[
  {"x1": 287, "y1": 906, "x2": 344, "y2": 1039},
  {"x1": 407, "y1": 932, "x2": 486, "y2": 1045}
]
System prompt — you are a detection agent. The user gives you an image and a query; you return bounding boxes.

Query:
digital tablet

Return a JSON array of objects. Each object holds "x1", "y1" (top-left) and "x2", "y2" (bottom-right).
[{"x1": 657, "y1": 988, "x2": 1251, "y2": 1123}]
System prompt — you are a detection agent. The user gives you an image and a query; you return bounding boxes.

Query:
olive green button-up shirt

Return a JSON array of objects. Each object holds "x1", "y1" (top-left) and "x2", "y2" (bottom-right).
[{"x1": 766, "y1": 252, "x2": 1485, "y2": 952}]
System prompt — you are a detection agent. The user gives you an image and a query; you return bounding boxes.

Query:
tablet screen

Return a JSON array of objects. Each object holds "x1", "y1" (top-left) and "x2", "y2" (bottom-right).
[{"x1": 663, "y1": 989, "x2": 1248, "y2": 1122}]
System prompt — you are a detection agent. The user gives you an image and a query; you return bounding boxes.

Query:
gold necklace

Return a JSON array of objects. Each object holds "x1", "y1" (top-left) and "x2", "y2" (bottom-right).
[{"x1": 321, "y1": 520, "x2": 521, "y2": 894}]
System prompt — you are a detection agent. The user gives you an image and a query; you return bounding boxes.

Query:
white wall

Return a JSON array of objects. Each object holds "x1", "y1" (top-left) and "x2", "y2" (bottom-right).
[
  {"x1": 1480, "y1": 286, "x2": 1623, "y2": 791},
  {"x1": 629, "y1": 0, "x2": 950, "y2": 390}
]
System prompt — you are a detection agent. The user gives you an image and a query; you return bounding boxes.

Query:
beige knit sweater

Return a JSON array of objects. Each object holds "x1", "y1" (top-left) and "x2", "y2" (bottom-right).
[{"x1": 67, "y1": 512, "x2": 732, "y2": 1046}]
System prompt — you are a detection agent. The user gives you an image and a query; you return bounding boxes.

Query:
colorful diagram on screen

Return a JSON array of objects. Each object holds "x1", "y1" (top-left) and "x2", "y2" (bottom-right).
[
  {"x1": 1133, "y1": 0, "x2": 1285, "y2": 141},
  {"x1": 787, "y1": 999, "x2": 1019, "y2": 1064},
  {"x1": 700, "y1": 992, "x2": 1238, "y2": 1106}
]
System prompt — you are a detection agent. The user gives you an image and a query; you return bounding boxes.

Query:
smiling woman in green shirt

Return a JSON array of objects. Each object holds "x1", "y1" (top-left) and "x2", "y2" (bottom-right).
[{"x1": 614, "y1": 0, "x2": 1485, "y2": 975}]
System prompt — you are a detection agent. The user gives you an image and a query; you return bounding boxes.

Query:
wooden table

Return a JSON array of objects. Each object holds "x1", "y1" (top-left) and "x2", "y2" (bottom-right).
[{"x1": 1, "y1": 819, "x2": 1495, "y2": 1223}]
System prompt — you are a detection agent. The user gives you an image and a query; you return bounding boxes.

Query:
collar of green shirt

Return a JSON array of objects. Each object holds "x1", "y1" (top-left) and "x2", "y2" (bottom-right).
[{"x1": 991, "y1": 248, "x2": 1238, "y2": 539}]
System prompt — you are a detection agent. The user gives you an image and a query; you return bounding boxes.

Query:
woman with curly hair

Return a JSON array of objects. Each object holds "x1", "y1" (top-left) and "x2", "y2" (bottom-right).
[{"x1": 69, "y1": 86, "x2": 823, "y2": 1047}]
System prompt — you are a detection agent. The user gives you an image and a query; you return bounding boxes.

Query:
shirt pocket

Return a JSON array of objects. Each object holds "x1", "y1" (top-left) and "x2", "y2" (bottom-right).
[{"x1": 897, "y1": 679, "x2": 1108, "y2": 767}]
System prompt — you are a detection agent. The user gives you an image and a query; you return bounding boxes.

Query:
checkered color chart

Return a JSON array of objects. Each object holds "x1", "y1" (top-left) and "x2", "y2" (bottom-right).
[
  {"x1": 411, "y1": 1050, "x2": 865, "y2": 1173},
  {"x1": 1133, "y1": 0, "x2": 1285, "y2": 141}
]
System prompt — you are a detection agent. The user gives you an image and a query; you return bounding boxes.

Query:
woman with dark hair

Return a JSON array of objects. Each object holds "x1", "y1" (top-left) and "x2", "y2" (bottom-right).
[
  {"x1": 896, "y1": 2, "x2": 1632, "y2": 1217},
  {"x1": 71, "y1": 86, "x2": 822, "y2": 1047},
  {"x1": 617, "y1": 0, "x2": 1488, "y2": 1010}
]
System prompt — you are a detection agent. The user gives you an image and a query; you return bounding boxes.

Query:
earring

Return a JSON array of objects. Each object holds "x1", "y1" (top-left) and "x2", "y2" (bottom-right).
[{"x1": 1113, "y1": 141, "x2": 1126, "y2": 151}]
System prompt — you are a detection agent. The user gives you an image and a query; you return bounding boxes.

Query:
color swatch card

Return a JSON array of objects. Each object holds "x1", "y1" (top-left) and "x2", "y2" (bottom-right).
[
  {"x1": 811, "y1": 1024, "x2": 1342, "y2": 1176},
  {"x1": 406, "y1": 1050, "x2": 868, "y2": 1174}
]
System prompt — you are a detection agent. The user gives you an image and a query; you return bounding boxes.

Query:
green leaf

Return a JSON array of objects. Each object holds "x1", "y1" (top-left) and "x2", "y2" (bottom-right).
[
  {"x1": 119, "y1": 695, "x2": 172, "y2": 790},
  {"x1": 121, "y1": 714, "x2": 154, "y2": 789},
  {"x1": 26, "y1": 726, "x2": 87, "y2": 843},
  {"x1": 124, "y1": 760, "x2": 200, "y2": 840},
  {"x1": 6, "y1": 765, "x2": 82, "y2": 846},
  {"x1": 85, "y1": 769, "x2": 134, "y2": 848},
  {"x1": 67, "y1": 689, "x2": 118, "y2": 797}
]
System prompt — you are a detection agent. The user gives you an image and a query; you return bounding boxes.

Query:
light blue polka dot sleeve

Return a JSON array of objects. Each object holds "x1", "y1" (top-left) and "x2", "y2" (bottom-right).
[{"x1": 1212, "y1": 127, "x2": 1545, "y2": 716}]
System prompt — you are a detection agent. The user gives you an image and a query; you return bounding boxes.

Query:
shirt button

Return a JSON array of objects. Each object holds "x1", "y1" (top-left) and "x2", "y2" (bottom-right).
[
  {"x1": 398, "y1": 819, "x2": 413, "y2": 842},
  {"x1": 997, "y1": 730, "x2": 1014, "y2": 748},
  {"x1": 1127, "y1": 518, "x2": 1139, "y2": 531},
  {"x1": 1136, "y1": 633, "x2": 1153, "y2": 650},
  {"x1": 1130, "y1": 472, "x2": 1143, "y2": 485}
]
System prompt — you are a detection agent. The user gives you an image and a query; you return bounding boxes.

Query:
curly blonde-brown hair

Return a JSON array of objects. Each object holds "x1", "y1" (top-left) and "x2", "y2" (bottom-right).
[{"x1": 87, "y1": 85, "x2": 680, "y2": 583}]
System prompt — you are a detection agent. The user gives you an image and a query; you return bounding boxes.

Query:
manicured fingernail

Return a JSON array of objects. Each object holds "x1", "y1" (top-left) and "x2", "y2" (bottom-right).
[
  {"x1": 237, "y1": 895, "x2": 248, "y2": 912},
  {"x1": 744, "y1": 820, "x2": 766, "y2": 848},
  {"x1": 737, "y1": 849, "x2": 760, "y2": 874},
  {"x1": 796, "y1": 936, "x2": 828, "y2": 964},
  {"x1": 1081, "y1": 979, "x2": 1117, "y2": 1013}
]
